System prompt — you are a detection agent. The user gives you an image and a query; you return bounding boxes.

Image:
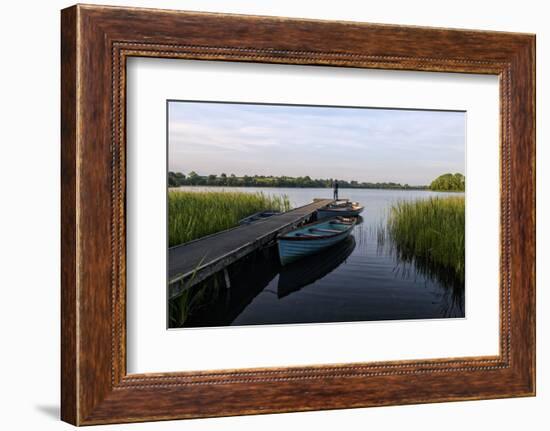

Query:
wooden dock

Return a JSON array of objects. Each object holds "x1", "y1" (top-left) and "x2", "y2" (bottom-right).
[{"x1": 168, "y1": 198, "x2": 334, "y2": 299}]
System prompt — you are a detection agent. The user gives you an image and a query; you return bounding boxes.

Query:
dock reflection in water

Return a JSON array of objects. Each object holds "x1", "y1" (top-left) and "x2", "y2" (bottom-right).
[{"x1": 170, "y1": 246, "x2": 280, "y2": 328}]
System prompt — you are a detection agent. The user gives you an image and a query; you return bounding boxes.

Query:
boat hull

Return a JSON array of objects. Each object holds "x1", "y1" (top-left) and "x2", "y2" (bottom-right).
[
  {"x1": 317, "y1": 206, "x2": 364, "y2": 219},
  {"x1": 277, "y1": 219, "x2": 355, "y2": 265}
]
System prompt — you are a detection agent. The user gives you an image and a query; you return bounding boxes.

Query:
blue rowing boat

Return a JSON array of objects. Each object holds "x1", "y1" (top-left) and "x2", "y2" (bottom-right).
[{"x1": 277, "y1": 217, "x2": 356, "y2": 265}]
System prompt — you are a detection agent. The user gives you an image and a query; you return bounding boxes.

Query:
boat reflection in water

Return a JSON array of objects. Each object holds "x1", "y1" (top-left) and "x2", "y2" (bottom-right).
[{"x1": 277, "y1": 236, "x2": 356, "y2": 298}]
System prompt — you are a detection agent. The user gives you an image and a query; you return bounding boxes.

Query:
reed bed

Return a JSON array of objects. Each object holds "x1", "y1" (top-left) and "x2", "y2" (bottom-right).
[
  {"x1": 169, "y1": 190, "x2": 291, "y2": 247},
  {"x1": 386, "y1": 196, "x2": 465, "y2": 279}
]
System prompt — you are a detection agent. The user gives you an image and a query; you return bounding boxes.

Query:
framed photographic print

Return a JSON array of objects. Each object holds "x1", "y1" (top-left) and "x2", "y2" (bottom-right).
[
  {"x1": 61, "y1": 4, "x2": 535, "y2": 425},
  {"x1": 165, "y1": 100, "x2": 467, "y2": 328}
]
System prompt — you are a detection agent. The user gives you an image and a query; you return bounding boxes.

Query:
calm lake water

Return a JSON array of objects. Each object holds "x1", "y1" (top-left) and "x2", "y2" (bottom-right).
[{"x1": 171, "y1": 187, "x2": 465, "y2": 328}]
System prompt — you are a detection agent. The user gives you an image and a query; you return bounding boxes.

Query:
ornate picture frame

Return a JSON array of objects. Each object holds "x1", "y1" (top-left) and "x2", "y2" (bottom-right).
[{"x1": 61, "y1": 4, "x2": 535, "y2": 425}]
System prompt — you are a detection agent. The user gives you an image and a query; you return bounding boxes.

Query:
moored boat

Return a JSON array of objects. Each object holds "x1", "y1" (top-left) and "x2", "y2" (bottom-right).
[
  {"x1": 317, "y1": 201, "x2": 364, "y2": 219},
  {"x1": 277, "y1": 217, "x2": 356, "y2": 265},
  {"x1": 238, "y1": 210, "x2": 280, "y2": 225}
]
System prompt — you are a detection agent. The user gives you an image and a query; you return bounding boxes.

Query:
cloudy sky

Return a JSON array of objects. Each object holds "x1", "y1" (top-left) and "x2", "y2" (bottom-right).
[{"x1": 168, "y1": 101, "x2": 465, "y2": 185}]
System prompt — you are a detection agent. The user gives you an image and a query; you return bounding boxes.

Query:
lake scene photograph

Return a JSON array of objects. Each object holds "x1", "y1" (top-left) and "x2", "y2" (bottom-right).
[{"x1": 167, "y1": 100, "x2": 466, "y2": 329}]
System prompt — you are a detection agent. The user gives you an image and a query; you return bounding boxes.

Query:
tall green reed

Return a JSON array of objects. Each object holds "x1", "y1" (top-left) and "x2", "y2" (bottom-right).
[
  {"x1": 169, "y1": 190, "x2": 291, "y2": 247},
  {"x1": 386, "y1": 196, "x2": 465, "y2": 280}
]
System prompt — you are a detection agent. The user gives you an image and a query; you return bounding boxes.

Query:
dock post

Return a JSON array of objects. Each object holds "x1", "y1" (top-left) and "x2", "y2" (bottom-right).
[{"x1": 223, "y1": 268, "x2": 231, "y2": 289}]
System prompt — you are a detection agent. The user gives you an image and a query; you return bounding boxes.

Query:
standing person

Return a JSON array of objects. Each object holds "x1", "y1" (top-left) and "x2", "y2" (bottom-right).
[{"x1": 333, "y1": 179, "x2": 339, "y2": 200}]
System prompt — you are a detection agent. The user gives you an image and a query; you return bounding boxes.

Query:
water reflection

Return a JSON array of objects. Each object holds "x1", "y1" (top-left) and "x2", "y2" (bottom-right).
[
  {"x1": 171, "y1": 247, "x2": 280, "y2": 328},
  {"x1": 390, "y1": 252, "x2": 464, "y2": 318},
  {"x1": 375, "y1": 224, "x2": 465, "y2": 318}
]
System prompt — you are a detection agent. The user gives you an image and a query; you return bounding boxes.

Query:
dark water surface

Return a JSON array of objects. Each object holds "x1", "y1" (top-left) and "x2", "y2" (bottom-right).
[{"x1": 171, "y1": 187, "x2": 465, "y2": 328}]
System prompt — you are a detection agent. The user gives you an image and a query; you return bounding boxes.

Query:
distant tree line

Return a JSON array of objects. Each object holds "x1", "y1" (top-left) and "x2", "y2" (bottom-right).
[
  {"x1": 429, "y1": 173, "x2": 465, "y2": 192},
  {"x1": 168, "y1": 171, "x2": 428, "y2": 190}
]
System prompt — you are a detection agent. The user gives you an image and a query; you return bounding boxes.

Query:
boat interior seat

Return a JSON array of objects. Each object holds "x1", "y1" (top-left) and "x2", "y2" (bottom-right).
[
  {"x1": 310, "y1": 228, "x2": 342, "y2": 234},
  {"x1": 294, "y1": 232, "x2": 321, "y2": 238}
]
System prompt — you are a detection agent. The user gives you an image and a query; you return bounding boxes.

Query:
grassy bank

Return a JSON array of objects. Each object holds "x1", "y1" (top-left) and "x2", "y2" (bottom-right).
[
  {"x1": 169, "y1": 190, "x2": 291, "y2": 247},
  {"x1": 386, "y1": 196, "x2": 465, "y2": 279}
]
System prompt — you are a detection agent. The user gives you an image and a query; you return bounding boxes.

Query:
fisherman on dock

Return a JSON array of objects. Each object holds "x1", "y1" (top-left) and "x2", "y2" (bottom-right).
[{"x1": 333, "y1": 179, "x2": 339, "y2": 200}]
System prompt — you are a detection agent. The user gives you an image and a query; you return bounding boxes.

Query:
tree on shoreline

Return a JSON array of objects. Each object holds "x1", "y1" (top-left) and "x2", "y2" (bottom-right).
[
  {"x1": 429, "y1": 173, "x2": 465, "y2": 192},
  {"x1": 168, "y1": 171, "x2": 428, "y2": 190}
]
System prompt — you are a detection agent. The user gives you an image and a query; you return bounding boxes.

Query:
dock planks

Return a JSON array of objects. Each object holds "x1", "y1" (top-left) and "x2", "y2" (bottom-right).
[{"x1": 168, "y1": 199, "x2": 334, "y2": 299}]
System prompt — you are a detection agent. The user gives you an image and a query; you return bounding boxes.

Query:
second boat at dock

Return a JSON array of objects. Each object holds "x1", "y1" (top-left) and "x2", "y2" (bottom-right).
[{"x1": 316, "y1": 199, "x2": 365, "y2": 219}]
